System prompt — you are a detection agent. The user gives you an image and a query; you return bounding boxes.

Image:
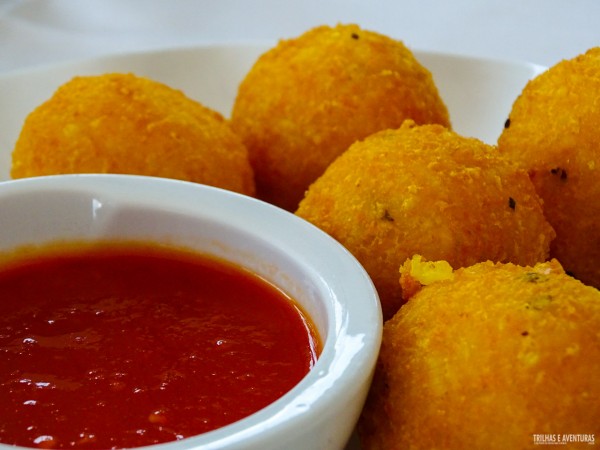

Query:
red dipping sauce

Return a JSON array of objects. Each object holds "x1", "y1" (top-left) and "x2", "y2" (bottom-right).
[{"x1": 0, "y1": 242, "x2": 320, "y2": 449}]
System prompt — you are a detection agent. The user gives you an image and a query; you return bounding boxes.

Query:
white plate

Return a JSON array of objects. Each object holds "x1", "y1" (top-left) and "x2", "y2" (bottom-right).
[
  {"x1": 0, "y1": 44, "x2": 546, "y2": 183},
  {"x1": 0, "y1": 45, "x2": 546, "y2": 450}
]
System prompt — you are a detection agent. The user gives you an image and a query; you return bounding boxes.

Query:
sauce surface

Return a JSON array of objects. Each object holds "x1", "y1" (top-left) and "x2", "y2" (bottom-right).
[{"x1": 0, "y1": 242, "x2": 319, "y2": 449}]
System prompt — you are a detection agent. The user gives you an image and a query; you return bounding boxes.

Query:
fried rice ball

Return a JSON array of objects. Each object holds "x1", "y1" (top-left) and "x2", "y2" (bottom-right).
[
  {"x1": 498, "y1": 47, "x2": 600, "y2": 287},
  {"x1": 296, "y1": 121, "x2": 555, "y2": 319},
  {"x1": 230, "y1": 23, "x2": 450, "y2": 211},
  {"x1": 359, "y1": 256, "x2": 600, "y2": 450},
  {"x1": 11, "y1": 73, "x2": 255, "y2": 196}
]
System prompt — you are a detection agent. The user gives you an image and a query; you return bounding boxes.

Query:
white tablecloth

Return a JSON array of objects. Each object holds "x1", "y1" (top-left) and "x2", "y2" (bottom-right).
[{"x1": 1, "y1": 0, "x2": 598, "y2": 74}]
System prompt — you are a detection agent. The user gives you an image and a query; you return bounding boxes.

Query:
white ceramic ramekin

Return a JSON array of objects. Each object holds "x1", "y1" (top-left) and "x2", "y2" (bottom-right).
[{"x1": 0, "y1": 174, "x2": 382, "y2": 450}]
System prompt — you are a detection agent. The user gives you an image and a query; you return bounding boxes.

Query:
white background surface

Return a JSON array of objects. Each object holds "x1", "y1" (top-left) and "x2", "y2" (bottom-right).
[{"x1": 1, "y1": 0, "x2": 599, "y2": 74}]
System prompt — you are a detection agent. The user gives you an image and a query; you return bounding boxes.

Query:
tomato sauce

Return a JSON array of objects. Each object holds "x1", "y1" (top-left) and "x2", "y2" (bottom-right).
[{"x1": 0, "y1": 242, "x2": 320, "y2": 449}]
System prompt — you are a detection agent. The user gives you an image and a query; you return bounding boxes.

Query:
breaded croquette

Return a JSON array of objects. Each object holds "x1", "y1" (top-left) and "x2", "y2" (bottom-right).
[
  {"x1": 11, "y1": 73, "x2": 256, "y2": 196},
  {"x1": 231, "y1": 23, "x2": 450, "y2": 211},
  {"x1": 359, "y1": 256, "x2": 600, "y2": 450},
  {"x1": 296, "y1": 121, "x2": 555, "y2": 319},
  {"x1": 498, "y1": 47, "x2": 600, "y2": 287}
]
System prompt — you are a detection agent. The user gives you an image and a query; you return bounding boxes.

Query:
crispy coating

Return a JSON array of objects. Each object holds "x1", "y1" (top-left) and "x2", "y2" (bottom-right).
[
  {"x1": 359, "y1": 257, "x2": 600, "y2": 450},
  {"x1": 230, "y1": 23, "x2": 450, "y2": 211},
  {"x1": 11, "y1": 73, "x2": 255, "y2": 196},
  {"x1": 498, "y1": 47, "x2": 600, "y2": 287},
  {"x1": 296, "y1": 121, "x2": 555, "y2": 319}
]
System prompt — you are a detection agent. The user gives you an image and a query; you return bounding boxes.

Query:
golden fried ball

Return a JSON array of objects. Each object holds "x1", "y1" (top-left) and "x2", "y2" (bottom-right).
[
  {"x1": 296, "y1": 121, "x2": 555, "y2": 319},
  {"x1": 11, "y1": 73, "x2": 255, "y2": 196},
  {"x1": 359, "y1": 256, "x2": 600, "y2": 450},
  {"x1": 230, "y1": 23, "x2": 450, "y2": 211},
  {"x1": 498, "y1": 47, "x2": 600, "y2": 287}
]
